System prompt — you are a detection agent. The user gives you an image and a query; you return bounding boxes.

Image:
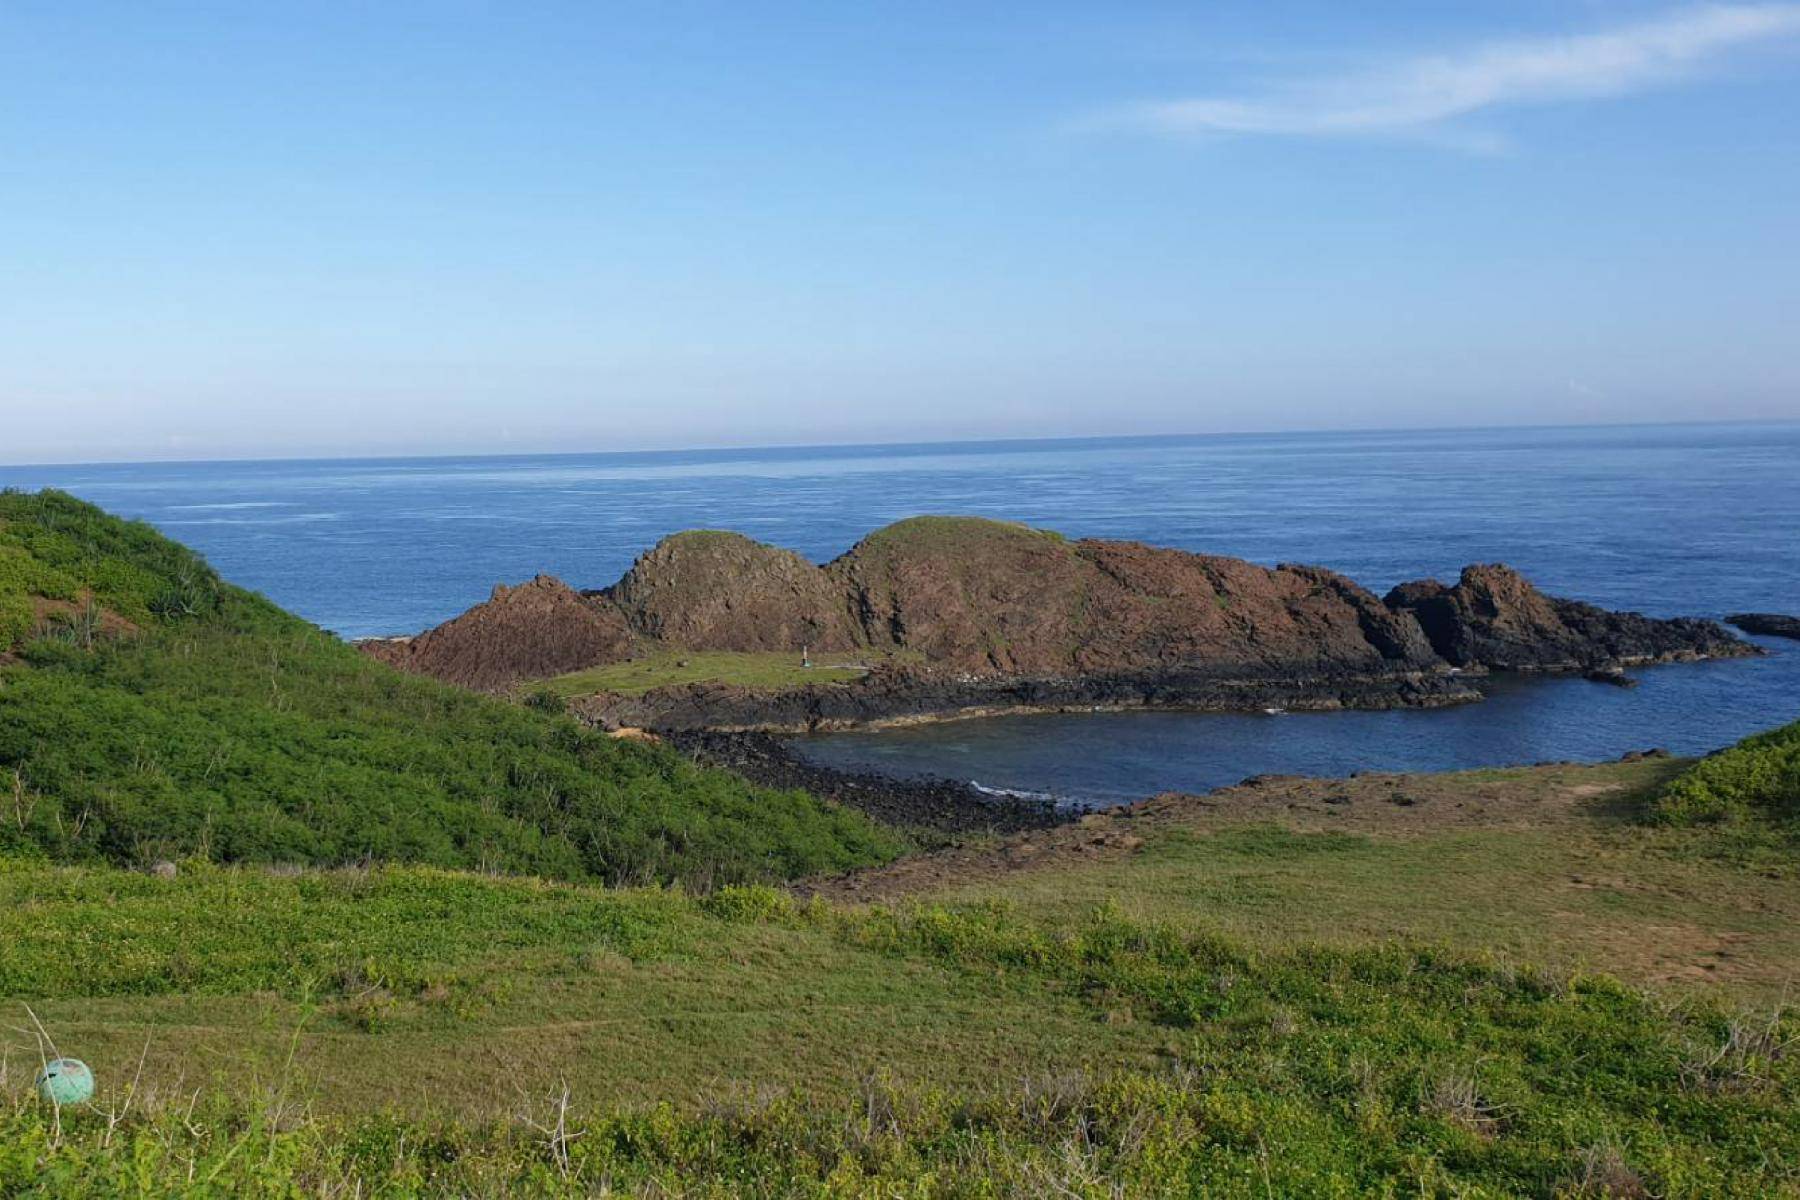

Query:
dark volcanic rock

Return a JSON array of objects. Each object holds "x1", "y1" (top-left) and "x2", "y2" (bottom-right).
[
  {"x1": 1583, "y1": 665, "x2": 1638, "y2": 688},
  {"x1": 666, "y1": 730, "x2": 1060, "y2": 835},
  {"x1": 1726, "y1": 612, "x2": 1800, "y2": 640},
  {"x1": 571, "y1": 662, "x2": 1480, "y2": 735},
  {"x1": 360, "y1": 575, "x2": 634, "y2": 692},
  {"x1": 1385, "y1": 564, "x2": 1754, "y2": 671}
]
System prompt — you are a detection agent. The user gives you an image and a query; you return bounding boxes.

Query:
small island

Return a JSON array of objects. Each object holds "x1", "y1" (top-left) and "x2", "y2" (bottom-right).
[{"x1": 362, "y1": 516, "x2": 1758, "y2": 731}]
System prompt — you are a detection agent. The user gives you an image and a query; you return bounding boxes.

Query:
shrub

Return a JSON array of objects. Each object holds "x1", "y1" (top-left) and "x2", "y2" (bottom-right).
[{"x1": 1652, "y1": 719, "x2": 1800, "y2": 828}]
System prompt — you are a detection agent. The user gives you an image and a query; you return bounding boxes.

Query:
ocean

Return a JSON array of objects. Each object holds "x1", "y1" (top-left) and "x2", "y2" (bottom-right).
[{"x1": 7, "y1": 422, "x2": 1798, "y2": 803}]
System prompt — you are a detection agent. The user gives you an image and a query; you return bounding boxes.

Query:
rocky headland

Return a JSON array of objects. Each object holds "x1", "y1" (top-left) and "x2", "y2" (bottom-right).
[{"x1": 361, "y1": 516, "x2": 1759, "y2": 731}]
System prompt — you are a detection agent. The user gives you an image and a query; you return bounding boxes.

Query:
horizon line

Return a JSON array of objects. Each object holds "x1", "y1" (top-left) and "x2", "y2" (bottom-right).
[{"x1": 3, "y1": 414, "x2": 1796, "y2": 473}]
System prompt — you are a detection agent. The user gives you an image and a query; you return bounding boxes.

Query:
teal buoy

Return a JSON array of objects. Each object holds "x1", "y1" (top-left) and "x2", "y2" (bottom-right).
[{"x1": 36, "y1": 1058, "x2": 93, "y2": 1106}]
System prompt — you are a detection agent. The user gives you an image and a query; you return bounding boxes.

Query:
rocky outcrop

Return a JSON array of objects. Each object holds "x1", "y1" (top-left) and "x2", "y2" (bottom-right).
[
  {"x1": 363, "y1": 517, "x2": 1759, "y2": 723},
  {"x1": 1726, "y1": 613, "x2": 1800, "y2": 641},
  {"x1": 362, "y1": 574, "x2": 635, "y2": 692},
  {"x1": 1384, "y1": 564, "x2": 1751, "y2": 671},
  {"x1": 606, "y1": 530, "x2": 859, "y2": 652},
  {"x1": 826, "y1": 518, "x2": 1441, "y2": 678}
]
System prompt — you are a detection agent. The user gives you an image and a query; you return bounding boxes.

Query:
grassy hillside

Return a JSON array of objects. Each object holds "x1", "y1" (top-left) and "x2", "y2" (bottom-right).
[{"x1": 0, "y1": 489, "x2": 899, "y2": 883}]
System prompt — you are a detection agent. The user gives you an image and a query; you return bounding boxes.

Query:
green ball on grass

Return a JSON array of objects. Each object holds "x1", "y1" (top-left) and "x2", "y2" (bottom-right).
[{"x1": 36, "y1": 1058, "x2": 94, "y2": 1106}]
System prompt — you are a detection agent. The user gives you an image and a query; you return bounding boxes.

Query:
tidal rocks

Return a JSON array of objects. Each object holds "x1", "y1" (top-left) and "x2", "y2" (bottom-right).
[
  {"x1": 571, "y1": 664, "x2": 1481, "y2": 734},
  {"x1": 1726, "y1": 613, "x2": 1800, "y2": 640},
  {"x1": 361, "y1": 574, "x2": 635, "y2": 692},
  {"x1": 1385, "y1": 564, "x2": 1753, "y2": 671},
  {"x1": 665, "y1": 730, "x2": 1061, "y2": 834}
]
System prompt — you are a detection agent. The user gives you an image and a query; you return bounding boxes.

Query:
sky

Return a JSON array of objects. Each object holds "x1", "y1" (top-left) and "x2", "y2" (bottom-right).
[{"x1": 2, "y1": 2, "x2": 1798, "y2": 464}]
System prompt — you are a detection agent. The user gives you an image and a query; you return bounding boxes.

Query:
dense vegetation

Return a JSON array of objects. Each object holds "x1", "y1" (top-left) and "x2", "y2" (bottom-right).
[
  {"x1": 1653, "y1": 716, "x2": 1800, "y2": 832},
  {"x1": 0, "y1": 490, "x2": 898, "y2": 883},
  {"x1": 2, "y1": 868, "x2": 1794, "y2": 1196}
]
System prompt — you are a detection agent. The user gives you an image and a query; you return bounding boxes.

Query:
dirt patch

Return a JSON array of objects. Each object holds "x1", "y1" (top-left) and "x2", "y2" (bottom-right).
[{"x1": 360, "y1": 575, "x2": 635, "y2": 692}]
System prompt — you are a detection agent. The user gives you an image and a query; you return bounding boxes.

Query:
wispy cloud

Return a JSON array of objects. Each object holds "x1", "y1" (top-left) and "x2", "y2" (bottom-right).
[{"x1": 1100, "y1": 5, "x2": 1800, "y2": 144}]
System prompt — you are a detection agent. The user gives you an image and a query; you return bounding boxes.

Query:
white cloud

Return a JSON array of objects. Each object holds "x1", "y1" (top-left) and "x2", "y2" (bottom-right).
[{"x1": 1103, "y1": 5, "x2": 1800, "y2": 142}]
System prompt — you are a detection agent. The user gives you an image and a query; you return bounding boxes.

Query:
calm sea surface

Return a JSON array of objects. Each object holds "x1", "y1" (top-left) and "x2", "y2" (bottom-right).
[{"x1": 7, "y1": 423, "x2": 1797, "y2": 803}]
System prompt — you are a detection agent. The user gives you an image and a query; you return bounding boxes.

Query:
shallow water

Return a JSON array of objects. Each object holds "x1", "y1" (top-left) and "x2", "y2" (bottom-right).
[{"x1": 7, "y1": 422, "x2": 1797, "y2": 801}]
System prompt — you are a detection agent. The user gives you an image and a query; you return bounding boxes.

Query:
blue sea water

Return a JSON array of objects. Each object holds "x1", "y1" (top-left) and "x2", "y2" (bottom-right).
[{"x1": 6, "y1": 422, "x2": 1797, "y2": 802}]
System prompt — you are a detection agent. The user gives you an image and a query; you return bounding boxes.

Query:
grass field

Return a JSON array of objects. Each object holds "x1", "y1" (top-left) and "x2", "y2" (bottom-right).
[
  {"x1": 879, "y1": 759, "x2": 1800, "y2": 1004},
  {"x1": 537, "y1": 649, "x2": 882, "y2": 698}
]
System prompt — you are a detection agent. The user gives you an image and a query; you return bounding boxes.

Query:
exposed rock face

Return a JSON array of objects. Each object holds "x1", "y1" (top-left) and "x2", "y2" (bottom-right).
[
  {"x1": 827, "y1": 518, "x2": 1440, "y2": 677},
  {"x1": 607, "y1": 531, "x2": 859, "y2": 652},
  {"x1": 829, "y1": 519, "x2": 1090, "y2": 672},
  {"x1": 362, "y1": 574, "x2": 635, "y2": 692},
  {"x1": 1385, "y1": 564, "x2": 1751, "y2": 670},
  {"x1": 1727, "y1": 613, "x2": 1800, "y2": 641}
]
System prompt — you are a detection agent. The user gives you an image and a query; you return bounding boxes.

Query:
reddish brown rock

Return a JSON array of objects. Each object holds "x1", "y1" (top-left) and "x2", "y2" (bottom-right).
[
  {"x1": 606, "y1": 530, "x2": 859, "y2": 653},
  {"x1": 364, "y1": 574, "x2": 635, "y2": 692},
  {"x1": 825, "y1": 518, "x2": 1440, "y2": 677}
]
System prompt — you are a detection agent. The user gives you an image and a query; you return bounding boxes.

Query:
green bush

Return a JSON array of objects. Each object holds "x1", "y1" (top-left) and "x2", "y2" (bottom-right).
[{"x1": 1652, "y1": 718, "x2": 1800, "y2": 828}]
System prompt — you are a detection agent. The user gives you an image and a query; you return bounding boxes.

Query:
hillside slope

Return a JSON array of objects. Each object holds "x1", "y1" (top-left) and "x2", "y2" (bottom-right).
[{"x1": 0, "y1": 490, "x2": 898, "y2": 882}]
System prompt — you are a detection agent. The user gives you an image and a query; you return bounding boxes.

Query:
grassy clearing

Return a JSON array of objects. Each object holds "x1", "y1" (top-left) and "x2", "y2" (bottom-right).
[
  {"x1": 912, "y1": 761, "x2": 1800, "y2": 1004},
  {"x1": 2, "y1": 872, "x2": 1795, "y2": 1195},
  {"x1": 2, "y1": 862, "x2": 1153, "y2": 1118},
  {"x1": 537, "y1": 649, "x2": 887, "y2": 699}
]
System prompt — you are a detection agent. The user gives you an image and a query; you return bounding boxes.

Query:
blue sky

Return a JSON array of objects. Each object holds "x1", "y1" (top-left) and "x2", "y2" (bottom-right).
[{"x1": 3, "y1": 2, "x2": 1798, "y2": 463}]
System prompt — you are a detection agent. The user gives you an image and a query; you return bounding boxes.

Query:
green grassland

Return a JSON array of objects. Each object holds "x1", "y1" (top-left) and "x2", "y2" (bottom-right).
[
  {"x1": 4, "y1": 862, "x2": 1796, "y2": 1196},
  {"x1": 5, "y1": 749, "x2": 1799, "y2": 1194},
  {"x1": 1652, "y1": 716, "x2": 1800, "y2": 832},
  {"x1": 537, "y1": 649, "x2": 884, "y2": 699}
]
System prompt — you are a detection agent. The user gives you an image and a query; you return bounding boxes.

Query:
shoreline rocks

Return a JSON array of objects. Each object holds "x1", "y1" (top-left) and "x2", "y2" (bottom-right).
[
  {"x1": 571, "y1": 663, "x2": 1481, "y2": 734},
  {"x1": 665, "y1": 730, "x2": 1063, "y2": 835}
]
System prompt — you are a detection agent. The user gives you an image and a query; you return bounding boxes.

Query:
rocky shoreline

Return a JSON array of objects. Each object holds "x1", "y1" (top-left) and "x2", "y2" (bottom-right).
[
  {"x1": 665, "y1": 729, "x2": 1064, "y2": 835},
  {"x1": 573, "y1": 663, "x2": 1481, "y2": 734}
]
